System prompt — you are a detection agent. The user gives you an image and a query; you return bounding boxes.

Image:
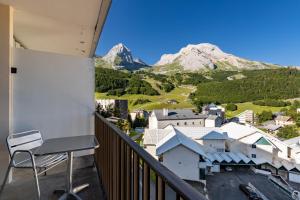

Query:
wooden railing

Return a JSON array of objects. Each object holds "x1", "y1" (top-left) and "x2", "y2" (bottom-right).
[{"x1": 94, "y1": 113, "x2": 207, "y2": 200}]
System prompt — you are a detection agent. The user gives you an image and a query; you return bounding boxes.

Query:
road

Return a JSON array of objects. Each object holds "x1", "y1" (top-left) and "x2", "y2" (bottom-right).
[{"x1": 206, "y1": 171, "x2": 292, "y2": 200}]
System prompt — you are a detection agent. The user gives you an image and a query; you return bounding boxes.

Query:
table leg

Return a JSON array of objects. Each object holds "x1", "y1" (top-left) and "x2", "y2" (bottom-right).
[
  {"x1": 56, "y1": 152, "x2": 90, "y2": 200},
  {"x1": 67, "y1": 151, "x2": 73, "y2": 193}
]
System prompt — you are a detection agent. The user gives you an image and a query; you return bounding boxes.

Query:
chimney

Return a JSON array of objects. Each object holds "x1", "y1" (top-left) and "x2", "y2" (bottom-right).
[{"x1": 163, "y1": 108, "x2": 168, "y2": 116}]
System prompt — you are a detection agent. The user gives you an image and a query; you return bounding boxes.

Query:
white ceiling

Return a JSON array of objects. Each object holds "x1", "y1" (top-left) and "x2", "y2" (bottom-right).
[{"x1": 0, "y1": 0, "x2": 111, "y2": 57}]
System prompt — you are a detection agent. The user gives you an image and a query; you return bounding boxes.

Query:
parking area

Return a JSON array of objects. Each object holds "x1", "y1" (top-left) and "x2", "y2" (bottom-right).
[{"x1": 206, "y1": 170, "x2": 292, "y2": 200}]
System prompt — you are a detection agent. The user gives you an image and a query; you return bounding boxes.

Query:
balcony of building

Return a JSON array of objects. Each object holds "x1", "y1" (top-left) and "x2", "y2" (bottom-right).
[{"x1": 0, "y1": 1, "x2": 206, "y2": 200}]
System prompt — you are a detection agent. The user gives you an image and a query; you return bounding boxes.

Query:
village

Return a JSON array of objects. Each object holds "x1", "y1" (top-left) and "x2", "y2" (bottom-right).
[{"x1": 97, "y1": 99, "x2": 300, "y2": 199}]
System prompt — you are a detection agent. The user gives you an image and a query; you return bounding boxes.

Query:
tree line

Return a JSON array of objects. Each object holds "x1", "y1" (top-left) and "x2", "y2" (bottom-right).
[
  {"x1": 191, "y1": 69, "x2": 300, "y2": 104},
  {"x1": 95, "y1": 68, "x2": 159, "y2": 96}
]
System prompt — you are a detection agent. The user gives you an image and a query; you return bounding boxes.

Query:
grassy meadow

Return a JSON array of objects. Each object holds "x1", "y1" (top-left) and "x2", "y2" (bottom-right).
[
  {"x1": 224, "y1": 102, "x2": 289, "y2": 118},
  {"x1": 95, "y1": 80, "x2": 196, "y2": 111}
]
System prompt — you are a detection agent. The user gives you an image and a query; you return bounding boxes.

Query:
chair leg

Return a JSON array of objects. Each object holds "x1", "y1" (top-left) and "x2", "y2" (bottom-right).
[
  {"x1": 31, "y1": 159, "x2": 41, "y2": 200},
  {"x1": 0, "y1": 159, "x2": 13, "y2": 197}
]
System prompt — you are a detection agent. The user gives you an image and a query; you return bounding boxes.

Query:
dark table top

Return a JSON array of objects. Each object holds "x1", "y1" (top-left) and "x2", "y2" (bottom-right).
[{"x1": 33, "y1": 135, "x2": 99, "y2": 156}]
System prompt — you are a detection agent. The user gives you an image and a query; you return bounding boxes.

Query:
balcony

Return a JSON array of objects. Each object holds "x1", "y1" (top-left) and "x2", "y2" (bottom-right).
[
  {"x1": 0, "y1": 1, "x2": 206, "y2": 199},
  {"x1": 1, "y1": 156, "x2": 104, "y2": 200},
  {"x1": 1, "y1": 114, "x2": 206, "y2": 200}
]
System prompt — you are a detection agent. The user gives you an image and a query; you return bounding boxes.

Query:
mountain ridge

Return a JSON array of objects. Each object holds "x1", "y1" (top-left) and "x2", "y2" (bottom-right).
[
  {"x1": 154, "y1": 43, "x2": 280, "y2": 73},
  {"x1": 96, "y1": 43, "x2": 290, "y2": 72}
]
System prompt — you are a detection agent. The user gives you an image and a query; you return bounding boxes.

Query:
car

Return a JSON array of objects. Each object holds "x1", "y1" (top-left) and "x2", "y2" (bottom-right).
[
  {"x1": 292, "y1": 190, "x2": 300, "y2": 199},
  {"x1": 239, "y1": 184, "x2": 263, "y2": 200},
  {"x1": 225, "y1": 166, "x2": 233, "y2": 172}
]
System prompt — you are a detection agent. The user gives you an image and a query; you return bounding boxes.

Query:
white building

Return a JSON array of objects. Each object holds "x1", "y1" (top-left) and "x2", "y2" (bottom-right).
[
  {"x1": 235, "y1": 110, "x2": 255, "y2": 124},
  {"x1": 155, "y1": 126, "x2": 209, "y2": 182},
  {"x1": 149, "y1": 109, "x2": 208, "y2": 129},
  {"x1": 275, "y1": 116, "x2": 295, "y2": 126},
  {"x1": 96, "y1": 99, "x2": 115, "y2": 109},
  {"x1": 144, "y1": 125, "x2": 229, "y2": 181},
  {"x1": 205, "y1": 115, "x2": 223, "y2": 127},
  {"x1": 130, "y1": 109, "x2": 149, "y2": 122},
  {"x1": 144, "y1": 122, "x2": 300, "y2": 183},
  {"x1": 96, "y1": 99, "x2": 128, "y2": 119}
]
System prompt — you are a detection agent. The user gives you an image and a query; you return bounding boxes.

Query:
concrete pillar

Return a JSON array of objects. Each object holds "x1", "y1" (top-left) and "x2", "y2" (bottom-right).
[{"x1": 0, "y1": 3, "x2": 13, "y2": 184}]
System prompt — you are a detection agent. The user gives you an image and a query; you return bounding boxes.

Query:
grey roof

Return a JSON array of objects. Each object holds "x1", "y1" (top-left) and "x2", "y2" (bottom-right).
[
  {"x1": 206, "y1": 115, "x2": 219, "y2": 120},
  {"x1": 264, "y1": 124, "x2": 282, "y2": 131},
  {"x1": 144, "y1": 126, "x2": 227, "y2": 146},
  {"x1": 201, "y1": 131, "x2": 228, "y2": 140},
  {"x1": 174, "y1": 127, "x2": 227, "y2": 140},
  {"x1": 156, "y1": 126, "x2": 207, "y2": 157},
  {"x1": 284, "y1": 136, "x2": 300, "y2": 145},
  {"x1": 143, "y1": 129, "x2": 173, "y2": 145},
  {"x1": 153, "y1": 109, "x2": 208, "y2": 120}
]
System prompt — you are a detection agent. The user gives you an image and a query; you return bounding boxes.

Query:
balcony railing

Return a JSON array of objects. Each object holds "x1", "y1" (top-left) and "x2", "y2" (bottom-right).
[{"x1": 94, "y1": 112, "x2": 206, "y2": 200}]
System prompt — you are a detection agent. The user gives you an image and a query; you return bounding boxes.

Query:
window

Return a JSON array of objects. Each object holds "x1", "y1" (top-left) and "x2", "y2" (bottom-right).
[
  {"x1": 177, "y1": 122, "x2": 179, "y2": 126},
  {"x1": 288, "y1": 147, "x2": 291, "y2": 158},
  {"x1": 158, "y1": 156, "x2": 163, "y2": 162},
  {"x1": 251, "y1": 154, "x2": 256, "y2": 158},
  {"x1": 192, "y1": 122, "x2": 195, "y2": 125},
  {"x1": 184, "y1": 122, "x2": 187, "y2": 125},
  {"x1": 251, "y1": 144, "x2": 256, "y2": 148},
  {"x1": 199, "y1": 168, "x2": 205, "y2": 180}
]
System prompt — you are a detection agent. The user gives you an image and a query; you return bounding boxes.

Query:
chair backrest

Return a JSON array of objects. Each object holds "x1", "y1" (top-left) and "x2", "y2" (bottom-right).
[{"x1": 7, "y1": 130, "x2": 43, "y2": 156}]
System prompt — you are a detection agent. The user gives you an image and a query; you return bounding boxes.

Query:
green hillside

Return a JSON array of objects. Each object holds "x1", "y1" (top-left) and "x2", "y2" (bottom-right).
[
  {"x1": 191, "y1": 68, "x2": 300, "y2": 104},
  {"x1": 95, "y1": 66, "x2": 300, "y2": 112}
]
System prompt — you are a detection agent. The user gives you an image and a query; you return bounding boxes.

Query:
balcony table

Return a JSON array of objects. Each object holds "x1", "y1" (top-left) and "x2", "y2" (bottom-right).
[{"x1": 33, "y1": 135, "x2": 99, "y2": 200}]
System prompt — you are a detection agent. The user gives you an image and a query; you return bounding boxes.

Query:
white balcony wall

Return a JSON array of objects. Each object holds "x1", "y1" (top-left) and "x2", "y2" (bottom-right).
[{"x1": 12, "y1": 48, "x2": 95, "y2": 144}]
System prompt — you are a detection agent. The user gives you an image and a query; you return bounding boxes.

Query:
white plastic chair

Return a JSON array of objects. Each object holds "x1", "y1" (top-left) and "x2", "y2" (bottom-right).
[{"x1": 0, "y1": 130, "x2": 68, "y2": 200}]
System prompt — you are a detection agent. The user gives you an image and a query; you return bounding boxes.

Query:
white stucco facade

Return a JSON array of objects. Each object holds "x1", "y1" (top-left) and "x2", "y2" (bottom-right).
[
  {"x1": 162, "y1": 145, "x2": 202, "y2": 182},
  {"x1": 149, "y1": 115, "x2": 205, "y2": 129}
]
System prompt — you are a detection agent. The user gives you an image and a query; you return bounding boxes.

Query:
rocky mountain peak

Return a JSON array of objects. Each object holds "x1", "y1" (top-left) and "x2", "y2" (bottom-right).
[
  {"x1": 101, "y1": 43, "x2": 148, "y2": 70},
  {"x1": 154, "y1": 43, "x2": 278, "y2": 72}
]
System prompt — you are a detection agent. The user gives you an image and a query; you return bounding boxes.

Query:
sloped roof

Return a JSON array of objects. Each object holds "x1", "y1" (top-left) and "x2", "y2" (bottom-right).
[
  {"x1": 284, "y1": 136, "x2": 300, "y2": 146},
  {"x1": 221, "y1": 122, "x2": 281, "y2": 149},
  {"x1": 275, "y1": 116, "x2": 292, "y2": 122},
  {"x1": 143, "y1": 129, "x2": 173, "y2": 145},
  {"x1": 264, "y1": 124, "x2": 282, "y2": 131},
  {"x1": 239, "y1": 132, "x2": 265, "y2": 145},
  {"x1": 201, "y1": 131, "x2": 228, "y2": 140},
  {"x1": 153, "y1": 109, "x2": 207, "y2": 120},
  {"x1": 207, "y1": 152, "x2": 252, "y2": 164},
  {"x1": 206, "y1": 115, "x2": 219, "y2": 120},
  {"x1": 252, "y1": 157, "x2": 267, "y2": 165},
  {"x1": 221, "y1": 122, "x2": 258, "y2": 140},
  {"x1": 282, "y1": 160, "x2": 295, "y2": 171},
  {"x1": 156, "y1": 126, "x2": 207, "y2": 157},
  {"x1": 174, "y1": 127, "x2": 227, "y2": 140},
  {"x1": 236, "y1": 152, "x2": 251, "y2": 163}
]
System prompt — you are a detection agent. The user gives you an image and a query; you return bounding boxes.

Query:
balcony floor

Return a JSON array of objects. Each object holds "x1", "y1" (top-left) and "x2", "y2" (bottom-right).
[{"x1": 1, "y1": 155, "x2": 105, "y2": 200}]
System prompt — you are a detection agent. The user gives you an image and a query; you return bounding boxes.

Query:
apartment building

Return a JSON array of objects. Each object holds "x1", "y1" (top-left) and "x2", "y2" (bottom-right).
[
  {"x1": 96, "y1": 99, "x2": 128, "y2": 119},
  {"x1": 144, "y1": 122, "x2": 300, "y2": 183},
  {"x1": 149, "y1": 109, "x2": 208, "y2": 129}
]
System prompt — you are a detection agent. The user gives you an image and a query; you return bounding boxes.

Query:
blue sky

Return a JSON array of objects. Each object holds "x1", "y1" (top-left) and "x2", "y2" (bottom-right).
[{"x1": 96, "y1": 0, "x2": 300, "y2": 66}]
